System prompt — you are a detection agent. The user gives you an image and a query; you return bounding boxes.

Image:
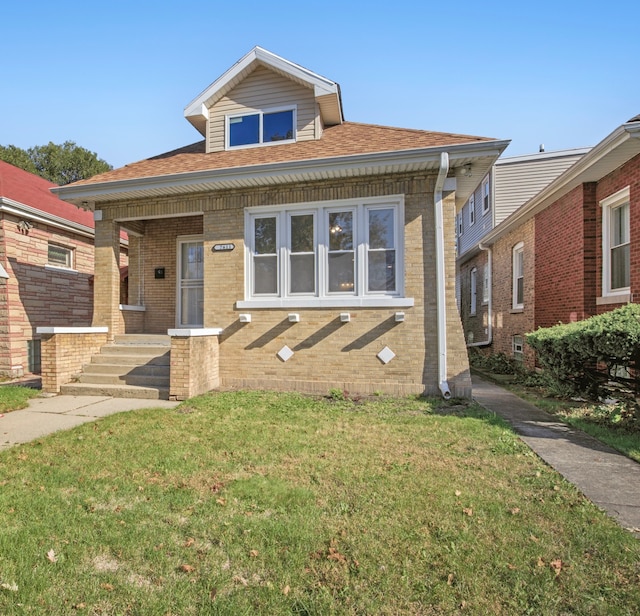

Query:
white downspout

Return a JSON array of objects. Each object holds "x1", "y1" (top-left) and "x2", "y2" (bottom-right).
[
  {"x1": 467, "y1": 243, "x2": 493, "y2": 347},
  {"x1": 434, "y1": 152, "x2": 451, "y2": 400}
]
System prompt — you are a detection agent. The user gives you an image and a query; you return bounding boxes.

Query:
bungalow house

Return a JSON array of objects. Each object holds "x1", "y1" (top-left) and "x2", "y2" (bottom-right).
[
  {"x1": 48, "y1": 47, "x2": 509, "y2": 400},
  {"x1": 472, "y1": 115, "x2": 640, "y2": 368},
  {"x1": 456, "y1": 146, "x2": 590, "y2": 349},
  {"x1": 0, "y1": 161, "x2": 107, "y2": 377}
]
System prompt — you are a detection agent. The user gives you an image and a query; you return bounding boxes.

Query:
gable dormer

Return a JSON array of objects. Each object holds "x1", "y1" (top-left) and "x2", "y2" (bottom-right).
[{"x1": 184, "y1": 47, "x2": 343, "y2": 153}]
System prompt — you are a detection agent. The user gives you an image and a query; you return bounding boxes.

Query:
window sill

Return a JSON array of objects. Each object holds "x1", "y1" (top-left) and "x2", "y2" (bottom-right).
[
  {"x1": 236, "y1": 297, "x2": 415, "y2": 309},
  {"x1": 45, "y1": 264, "x2": 78, "y2": 275},
  {"x1": 509, "y1": 308, "x2": 524, "y2": 314},
  {"x1": 119, "y1": 304, "x2": 146, "y2": 312},
  {"x1": 596, "y1": 293, "x2": 631, "y2": 306}
]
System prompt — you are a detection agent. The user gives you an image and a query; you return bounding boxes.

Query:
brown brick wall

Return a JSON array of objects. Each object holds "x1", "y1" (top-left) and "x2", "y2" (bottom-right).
[
  {"x1": 458, "y1": 251, "x2": 490, "y2": 346},
  {"x1": 490, "y1": 219, "x2": 536, "y2": 367},
  {"x1": 97, "y1": 172, "x2": 470, "y2": 398},
  {"x1": 0, "y1": 214, "x2": 95, "y2": 376}
]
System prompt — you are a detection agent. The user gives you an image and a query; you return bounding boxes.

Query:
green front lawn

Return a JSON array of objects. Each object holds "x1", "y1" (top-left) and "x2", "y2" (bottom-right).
[
  {"x1": 0, "y1": 391, "x2": 638, "y2": 614},
  {"x1": 0, "y1": 384, "x2": 39, "y2": 413}
]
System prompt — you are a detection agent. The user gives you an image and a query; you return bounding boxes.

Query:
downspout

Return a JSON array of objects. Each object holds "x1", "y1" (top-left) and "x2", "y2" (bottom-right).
[
  {"x1": 434, "y1": 152, "x2": 451, "y2": 399},
  {"x1": 467, "y1": 243, "x2": 493, "y2": 347}
]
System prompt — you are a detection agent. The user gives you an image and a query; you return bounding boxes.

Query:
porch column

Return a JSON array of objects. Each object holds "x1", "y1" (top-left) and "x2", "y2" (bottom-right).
[{"x1": 93, "y1": 217, "x2": 121, "y2": 340}]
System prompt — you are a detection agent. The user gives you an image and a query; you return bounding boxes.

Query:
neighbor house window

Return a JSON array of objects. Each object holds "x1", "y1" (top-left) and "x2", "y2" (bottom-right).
[
  {"x1": 468, "y1": 194, "x2": 475, "y2": 226},
  {"x1": 482, "y1": 265, "x2": 489, "y2": 304},
  {"x1": 48, "y1": 243, "x2": 73, "y2": 269},
  {"x1": 512, "y1": 242, "x2": 524, "y2": 309},
  {"x1": 245, "y1": 197, "x2": 404, "y2": 303},
  {"x1": 227, "y1": 107, "x2": 296, "y2": 148},
  {"x1": 470, "y1": 267, "x2": 477, "y2": 315},
  {"x1": 601, "y1": 187, "x2": 630, "y2": 296},
  {"x1": 482, "y1": 176, "x2": 490, "y2": 214},
  {"x1": 458, "y1": 212, "x2": 463, "y2": 236},
  {"x1": 513, "y1": 335, "x2": 524, "y2": 362}
]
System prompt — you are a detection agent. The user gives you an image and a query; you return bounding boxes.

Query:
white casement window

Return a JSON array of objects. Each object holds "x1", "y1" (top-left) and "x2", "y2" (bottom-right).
[
  {"x1": 226, "y1": 106, "x2": 296, "y2": 149},
  {"x1": 243, "y1": 196, "x2": 406, "y2": 307},
  {"x1": 482, "y1": 265, "x2": 489, "y2": 304},
  {"x1": 47, "y1": 242, "x2": 74, "y2": 269},
  {"x1": 512, "y1": 242, "x2": 524, "y2": 309},
  {"x1": 601, "y1": 187, "x2": 630, "y2": 296},
  {"x1": 468, "y1": 194, "x2": 475, "y2": 226},
  {"x1": 482, "y1": 176, "x2": 490, "y2": 215},
  {"x1": 470, "y1": 267, "x2": 477, "y2": 316}
]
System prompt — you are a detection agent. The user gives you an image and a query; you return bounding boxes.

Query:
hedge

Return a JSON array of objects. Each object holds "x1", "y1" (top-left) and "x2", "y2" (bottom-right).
[{"x1": 526, "y1": 303, "x2": 640, "y2": 397}]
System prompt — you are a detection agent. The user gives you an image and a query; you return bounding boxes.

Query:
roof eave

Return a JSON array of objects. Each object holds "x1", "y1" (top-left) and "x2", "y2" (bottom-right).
[
  {"x1": 53, "y1": 139, "x2": 510, "y2": 207},
  {"x1": 481, "y1": 121, "x2": 640, "y2": 246}
]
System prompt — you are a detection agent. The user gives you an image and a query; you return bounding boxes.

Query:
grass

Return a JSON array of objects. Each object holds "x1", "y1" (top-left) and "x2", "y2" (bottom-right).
[
  {"x1": 0, "y1": 384, "x2": 39, "y2": 413},
  {"x1": 0, "y1": 390, "x2": 639, "y2": 615}
]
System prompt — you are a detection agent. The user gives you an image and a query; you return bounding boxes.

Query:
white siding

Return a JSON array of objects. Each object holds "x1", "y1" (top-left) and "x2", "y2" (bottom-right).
[
  {"x1": 494, "y1": 152, "x2": 586, "y2": 225},
  {"x1": 208, "y1": 66, "x2": 318, "y2": 152}
]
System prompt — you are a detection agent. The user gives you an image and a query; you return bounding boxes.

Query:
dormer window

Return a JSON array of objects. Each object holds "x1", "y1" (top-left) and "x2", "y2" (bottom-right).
[{"x1": 227, "y1": 107, "x2": 296, "y2": 149}]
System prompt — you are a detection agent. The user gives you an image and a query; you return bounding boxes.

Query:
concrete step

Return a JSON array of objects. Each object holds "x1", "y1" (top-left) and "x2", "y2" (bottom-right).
[
  {"x1": 76, "y1": 373, "x2": 170, "y2": 387},
  {"x1": 100, "y1": 344, "x2": 171, "y2": 357},
  {"x1": 82, "y1": 363, "x2": 171, "y2": 377},
  {"x1": 90, "y1": 353, "x2": 170, "y2": 366},
  {"x1": 60, "y1": 382, "x2": 170, "y2": 400},
  {"x1": 113, "y1": 334, "x2": 171, "y2": 346}
]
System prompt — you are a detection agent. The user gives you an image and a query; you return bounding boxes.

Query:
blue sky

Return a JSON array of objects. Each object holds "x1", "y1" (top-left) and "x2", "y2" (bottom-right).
[{"x1": 2, "y1": 1, "x2": 638, "y2": 169}]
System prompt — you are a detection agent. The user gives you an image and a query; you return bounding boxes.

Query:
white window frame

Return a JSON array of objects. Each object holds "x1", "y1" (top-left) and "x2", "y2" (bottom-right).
[
  {"x1": 601, "y1": 186, "x2": 630, "y2": 297},
  {"x1": 513, "y1": 335, "x2": 524, "y2": 361},
  {"x1": 482, "y1": 176, "x2": 490, "y2": 215},
  {"x1": 46, "y1": 242, "x2": 74, "y2": 271},
  {"x1": 470, "y1": 267, "x2": 477, "y2": 316},
  {"x1": 225, "y1": 105, "x2": 297, "y2": 150},
  {"x1": 512, "y1": 242, "x2": 524, "y2": 310},
  {"x1": 468, "y1": 194, "x2": 475, "y2": 226},
  {"x1": 239, "y1": 195, "x2": 413, "y2": 309}
]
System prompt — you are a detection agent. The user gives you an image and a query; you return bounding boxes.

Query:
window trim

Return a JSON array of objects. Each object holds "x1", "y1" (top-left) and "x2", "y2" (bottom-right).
[
  {"x1": 512, "y1": 334, "x2": 524, "y2": 361},
  {"x1": 482, "y1": 176, "x2": 490, "y2": 215},
  {"x1": 512, "y1": 241, "x2": 524, "y2": 310},
  {"x1": 468, "y1": 194, "x2": 475, "y2": 226},
  {"x1": 601, "y1": 186, "x2": 630, "y2": 297},
  {"x1": 225, "y1": 105, "x2": 297, "y2": 150},
  {"x1": 240, "y1": 195, "x2": 413, "y2": 308},
  {"x1": 482, "y1": 265, "x2": 489, "y2": 304}
]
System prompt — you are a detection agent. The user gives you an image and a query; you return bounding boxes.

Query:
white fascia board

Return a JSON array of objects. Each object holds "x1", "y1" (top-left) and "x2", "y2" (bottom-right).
[
  {"x1": 184, "y1": 47, "x2": 339, "y2": 123},
  {"x1": 496, "y1": 146, "x2": 592, "y2": 166},
  {"x1": 0, "y1": 198, "x2": 95, "y2": 239},
  {"x1": 53, "y1": 139, "x2": 510, "y2": 204},
  {"x1": 481, "y1": 122, "x2": 640, "y2": 246}
]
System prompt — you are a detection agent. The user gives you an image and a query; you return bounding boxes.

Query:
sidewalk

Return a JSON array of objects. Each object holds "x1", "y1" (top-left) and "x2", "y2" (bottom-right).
[
  {"x1": 472, "y1": 375, "x2": 640, "y2": 537},
  {"x1": 0, "y1": 394, "x2": 178, "y2": 450}
]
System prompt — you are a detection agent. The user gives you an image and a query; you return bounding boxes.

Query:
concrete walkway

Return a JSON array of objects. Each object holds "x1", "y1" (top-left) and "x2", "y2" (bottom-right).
[
  {"x1": 0, "y1": 394, "x2": 178, "y2": 451},
  {"x1": 473, "y1": 375, "x2": 640, "y2": 537}
]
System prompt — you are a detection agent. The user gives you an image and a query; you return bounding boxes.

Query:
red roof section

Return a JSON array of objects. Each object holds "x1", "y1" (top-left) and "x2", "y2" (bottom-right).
[{"x1": 0, "y1": 160, "x2": 95, "y2": 229}]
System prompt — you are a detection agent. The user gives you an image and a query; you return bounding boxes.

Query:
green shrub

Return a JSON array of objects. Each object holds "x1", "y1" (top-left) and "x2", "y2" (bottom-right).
[{"x1": 526, "y1": 303, "x2": 640, "y2": 400}]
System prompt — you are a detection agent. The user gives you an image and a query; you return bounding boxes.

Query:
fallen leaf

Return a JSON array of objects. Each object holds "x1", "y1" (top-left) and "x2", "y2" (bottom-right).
[
  {"x1": 537, "y1": 557, "x2": 545, "y2": 568},
  {"x1": 184, "y1": 538, "x2": 195, "y2": 547},
  {"x1": 283, "y1": 585, "x2": 291, "y2": 595},
  {"x1": 510, "y1": 507, "x2": 521, "y2": 515},
  {"x1": 529, "y1": 535, "x2": 540, "y2": 543},
  {"x1": 447, "y1": 573, "x2": 454, "y2": 586},
  {"x1": 550, "y1": 559, "x2": 563, "y2": 576},
  {"x1": 180, "y1": 564, "x2": 196, "y2": 573},
  {"x1": 72, "y1": 602, "x2": 86, "y2": 609},
  {"x1": 250, "y1": 550, "x2": 259, "y2": 558},
  {"x1": 100, "y1": 583, "x2": 114, "y2": 591},
  {"x1": 455, "y1": 490, "x2": 462, "y2": 497},
  {"x1": 210, "y1": 588, "x2": 217, "y2": 600},
  {"x1": 553, "y1": 485, "x2": 560, "y2": 491},
  {"x1": 463, "y1": 507, "x2": 473, "y2": 517},
  {"x1": 507, "y1": 563, "x2": 517, "y2": 570},
  {"x1": 216, "y1": 498, "x2": 226, "y2": 505},
  {"x1": 46, "y1": 549, "x2": 57, "y2": 563},
  {"x1": 0, "y1": 581, "x2": 18, "y2": 592}
]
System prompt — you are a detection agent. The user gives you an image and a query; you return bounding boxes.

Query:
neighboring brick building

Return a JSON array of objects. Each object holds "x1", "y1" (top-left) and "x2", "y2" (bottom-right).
[
  {"x1": 50, "y1": 47, "x2": 509, "y2": 399},
  {"x1": 0, "y1": 161, "x2": 98, "y2": 377},
  {"x1": 477, "y1": 116, "x2": 640, "y2": 367}
]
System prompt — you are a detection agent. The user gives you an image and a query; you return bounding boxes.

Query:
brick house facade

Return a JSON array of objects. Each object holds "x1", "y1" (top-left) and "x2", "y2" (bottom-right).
[
  {"x1": 0, "y1": 161, "x2": 107, "y2": 377},
  {"x1": 477, "y1": 116, "x2": 640, "y2": 368},
  {"x1": 50, "y1": 47, "x2": 509, "y2": 399}
]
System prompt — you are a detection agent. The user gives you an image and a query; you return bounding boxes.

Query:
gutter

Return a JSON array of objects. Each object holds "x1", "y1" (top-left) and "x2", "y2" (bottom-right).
[
  {"x1": 434, "y1": 152, "x2": 451, "y2": 399},
  {"x1": 467, "y1": 243, "x2": 492, "y2": 347}
]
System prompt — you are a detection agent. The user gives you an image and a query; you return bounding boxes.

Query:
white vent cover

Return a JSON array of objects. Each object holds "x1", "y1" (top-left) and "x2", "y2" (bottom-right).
[
  {"x1": 277, "y1": 345, "x2": 294, "y2": 362},
  {"x1": 377, "y1": 346, "x2": 396, "y2": 364}
]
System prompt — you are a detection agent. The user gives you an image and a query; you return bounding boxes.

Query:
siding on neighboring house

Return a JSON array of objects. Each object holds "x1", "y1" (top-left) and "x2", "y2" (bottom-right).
[
  {"x1": 458, "y1": 175, "x2": 492, "y2": 256},
  {"x1": 208, "y1": 66, "x2": 318, "y2": 152},
  {"x1": 494, "y1": 148, "x2": 589, "y2": 225}
]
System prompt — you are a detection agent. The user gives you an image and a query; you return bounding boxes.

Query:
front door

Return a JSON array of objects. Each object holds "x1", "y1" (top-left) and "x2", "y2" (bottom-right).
[{"x1": 177, "y1": 237, "x2": 204, "y2": 327}]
